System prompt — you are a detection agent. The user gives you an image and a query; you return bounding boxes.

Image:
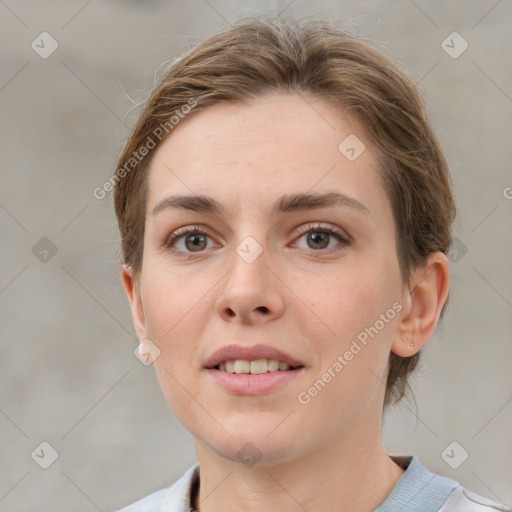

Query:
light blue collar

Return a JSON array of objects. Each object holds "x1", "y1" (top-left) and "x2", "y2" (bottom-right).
[
  {"x1": 139, "y1": 455, "x2": 459, "y2": 512},
  {"x1": 375, "y1": 455, "x2": 459, "y2": 511}
]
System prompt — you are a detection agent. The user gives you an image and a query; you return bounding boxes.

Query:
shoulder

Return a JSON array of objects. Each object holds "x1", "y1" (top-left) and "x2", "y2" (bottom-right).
[
  {"x1": 440, "y1": 486, "x2": 512, "y2": 512},
  {"x1": 114, "y1": 487, "x2": 169, "y2": 512},
  {"x1": 378, "y1": 455, "x2": 511, "y2": 512},
  {"x1": 113, "y1": 462, "x2": 199, "y2": 512}
]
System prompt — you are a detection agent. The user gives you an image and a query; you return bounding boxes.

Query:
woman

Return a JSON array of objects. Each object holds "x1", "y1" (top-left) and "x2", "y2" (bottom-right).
[{"x1": 112, "y1": 15, "x2": 511, "y2": 512}]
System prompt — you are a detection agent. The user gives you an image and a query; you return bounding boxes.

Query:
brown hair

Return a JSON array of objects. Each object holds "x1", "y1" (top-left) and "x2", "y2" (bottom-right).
[{"x1": 113, "y1": 15, "x2": 456, "y2": 408}]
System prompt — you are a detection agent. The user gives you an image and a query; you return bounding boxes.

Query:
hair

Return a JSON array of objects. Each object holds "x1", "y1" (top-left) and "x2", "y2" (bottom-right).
[{"x1": 113, "y1": 15, "x2": 456, "y2": 408}]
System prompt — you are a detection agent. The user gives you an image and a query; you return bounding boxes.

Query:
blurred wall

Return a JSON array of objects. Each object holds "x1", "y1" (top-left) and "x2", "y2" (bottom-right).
[{"x1": 1, "y1": 1, "x2": 511, "y2": 510}]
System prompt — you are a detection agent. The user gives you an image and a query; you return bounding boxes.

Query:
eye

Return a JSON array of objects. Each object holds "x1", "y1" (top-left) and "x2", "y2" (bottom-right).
[
  {"x1": 164, "y1": 222, "x2": 350, "y2": 258},
  {"x1": 164, "y1": 225, "x2": 216, "y2": 257},
  {"x1": 292, "y1": 222, "x2": 350, "y2": 252}
]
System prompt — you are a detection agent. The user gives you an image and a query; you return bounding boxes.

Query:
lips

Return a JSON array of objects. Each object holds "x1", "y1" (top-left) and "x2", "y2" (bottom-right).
[{"x1": 203, "y1": 343, "x2": 306, "y2": 370}]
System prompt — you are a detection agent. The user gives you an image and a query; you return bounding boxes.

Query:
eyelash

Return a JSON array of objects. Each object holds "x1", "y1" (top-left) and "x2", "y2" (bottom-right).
[{"x1": 164, "y1": 222, "x2": 350, "y2": 258}]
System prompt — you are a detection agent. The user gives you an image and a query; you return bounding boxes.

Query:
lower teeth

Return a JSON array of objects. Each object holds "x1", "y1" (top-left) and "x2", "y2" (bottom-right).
[{"x1": 216, "y1": 367, "x2": 294, "y2": 374}]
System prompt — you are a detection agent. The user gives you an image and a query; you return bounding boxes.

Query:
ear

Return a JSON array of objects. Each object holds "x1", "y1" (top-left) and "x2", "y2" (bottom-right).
[
  {"x1": 121, "y1": 265, "x2": 148, "y2": 342},
  {"x1": 392, "y1": 252, "x2": 450, "y2": 356}
]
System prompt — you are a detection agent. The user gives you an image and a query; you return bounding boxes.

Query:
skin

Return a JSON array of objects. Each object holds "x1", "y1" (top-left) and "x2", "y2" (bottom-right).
[{"x1": 122, "y1": 92, "x2": 450, "y2": 512}]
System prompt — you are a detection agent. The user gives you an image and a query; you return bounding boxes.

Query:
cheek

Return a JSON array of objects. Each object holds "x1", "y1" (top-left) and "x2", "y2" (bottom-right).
[
  {"x1": 297, "y1": 255, "x2": 401, "y2": 377},
  {"x1": 140, "y1": 269, "x2": 210, "y2": 410},
  {"x1": 304, "y1": 263, "x2": 389, "y2": 334},
  {"x1": 139, "y1": 265, "x2": 212, "y2": 364},
  {"x1": 295, "y1": 270, "x2": 399, "y2": 419}
]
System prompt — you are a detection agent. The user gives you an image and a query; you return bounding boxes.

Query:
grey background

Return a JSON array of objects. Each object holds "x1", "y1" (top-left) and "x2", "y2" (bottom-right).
[{"x1": 1, "y1": 1, "x2": 511, "y2": 511}]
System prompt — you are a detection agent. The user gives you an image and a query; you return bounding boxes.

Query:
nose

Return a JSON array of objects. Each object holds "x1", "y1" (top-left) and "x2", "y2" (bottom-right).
[{"x1": 214, "y1": 239, "x2": 285, "y2": 324}]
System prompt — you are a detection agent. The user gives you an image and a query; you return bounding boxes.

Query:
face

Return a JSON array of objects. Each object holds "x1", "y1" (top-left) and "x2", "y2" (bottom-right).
[{"x1": 125, "y1": 93, "x2": 408, "y2": 466}]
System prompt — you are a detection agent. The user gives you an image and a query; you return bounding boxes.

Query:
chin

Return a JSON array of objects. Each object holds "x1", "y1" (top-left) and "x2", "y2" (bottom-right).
[{"x1": 202, "y1": 432, "x2": 302, "y2": 468}]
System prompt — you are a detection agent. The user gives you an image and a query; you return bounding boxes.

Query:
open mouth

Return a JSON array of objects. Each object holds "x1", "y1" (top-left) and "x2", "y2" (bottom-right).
[{"x1": 210, "y1": 359, "x2": 305, "y2": 375}]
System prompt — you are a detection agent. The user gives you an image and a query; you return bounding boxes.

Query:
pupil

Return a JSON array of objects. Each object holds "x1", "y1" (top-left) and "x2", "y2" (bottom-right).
[
  {"x1": 308, "y1": 231, "x2": 328, "y2": 249},
  {"x1": 186, "y1": 233, "x2": 206, "y2": 251}
]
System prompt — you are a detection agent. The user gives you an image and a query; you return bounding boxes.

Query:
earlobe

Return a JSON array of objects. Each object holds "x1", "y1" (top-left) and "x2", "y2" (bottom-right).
[
  {"x1": 120, "y1": 265, "x2": 148, "y2": 342},
  {"x1": 391, "y1": 252, "x2": 450, "y2": 357}
]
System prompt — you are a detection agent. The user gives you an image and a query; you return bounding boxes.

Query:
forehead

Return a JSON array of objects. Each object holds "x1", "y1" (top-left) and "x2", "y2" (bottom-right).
[{"x1": 145, "y1": 92, "x2": 391, "y2": 223}]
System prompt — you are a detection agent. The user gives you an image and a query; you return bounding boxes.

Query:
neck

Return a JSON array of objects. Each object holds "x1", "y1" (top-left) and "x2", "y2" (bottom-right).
[{"x1": 192, "y1": 422, "x2": 404, "y2": 512}]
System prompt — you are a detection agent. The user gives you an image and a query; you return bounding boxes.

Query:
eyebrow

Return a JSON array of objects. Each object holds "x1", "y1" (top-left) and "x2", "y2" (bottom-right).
[{"x1": 150, "y1": 191, "x2": 371, "y2": 217}]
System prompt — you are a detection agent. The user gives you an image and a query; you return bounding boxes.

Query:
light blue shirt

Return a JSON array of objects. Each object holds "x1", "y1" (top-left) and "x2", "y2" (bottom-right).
[{"x1": 115, "y1": 455, "x2": 512, "y2": 511}]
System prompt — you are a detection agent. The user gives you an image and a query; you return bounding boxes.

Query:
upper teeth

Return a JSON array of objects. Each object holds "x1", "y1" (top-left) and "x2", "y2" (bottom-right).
[{"x1": 218, "y1": 359, "x2": 294, "y2": 374}]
